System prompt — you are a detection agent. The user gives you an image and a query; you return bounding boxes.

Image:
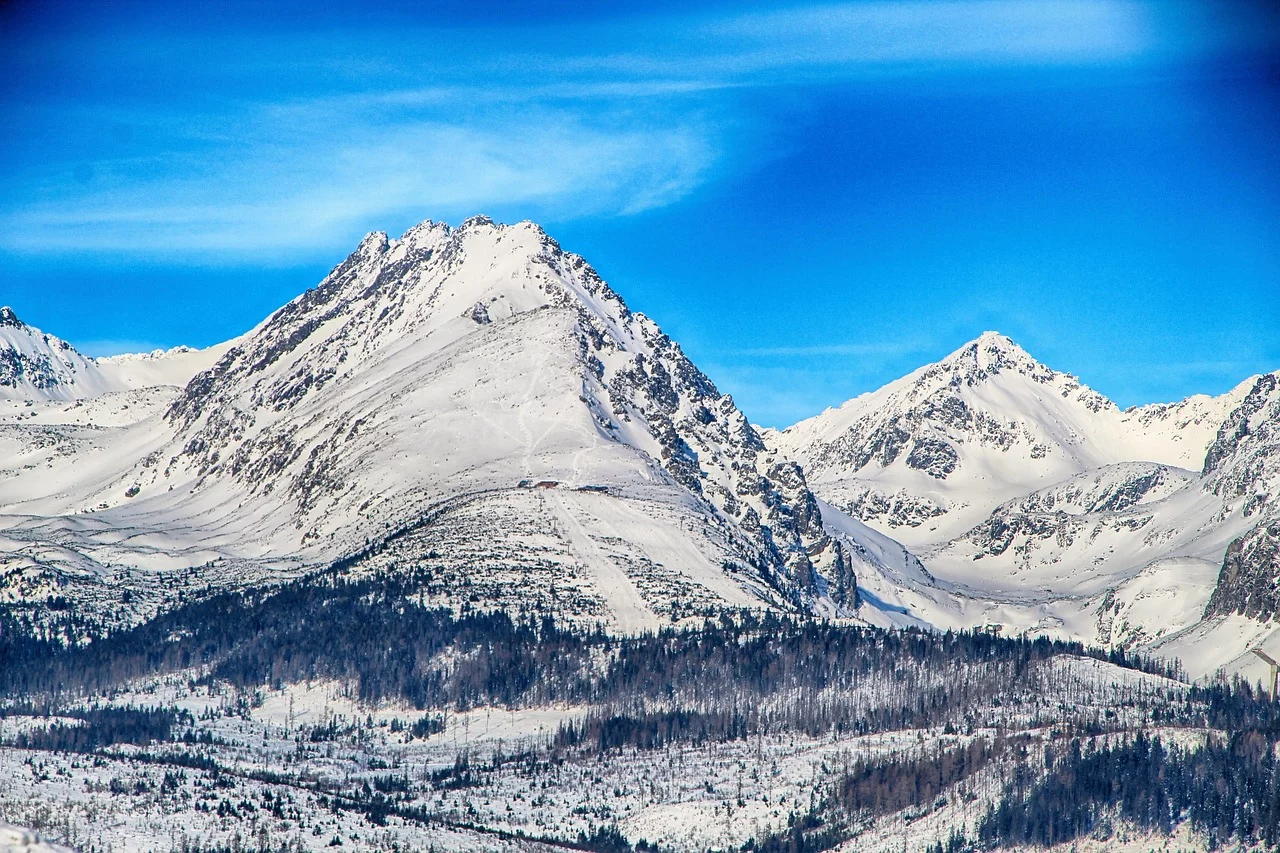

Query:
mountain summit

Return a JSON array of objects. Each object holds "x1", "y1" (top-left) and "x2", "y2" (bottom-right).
[
  {"x1": 770, "y1": 331, "x2": 1247, "y2": 548},
  {"x1": 943, "y1": 330, "x2": 1062, "y2": 381},
  {"x1": 1, "y1": 217, "x2": 864, "y2": 634},
  {"x1": 0, "y1": 306, "x2": 120, "y2": 401}
]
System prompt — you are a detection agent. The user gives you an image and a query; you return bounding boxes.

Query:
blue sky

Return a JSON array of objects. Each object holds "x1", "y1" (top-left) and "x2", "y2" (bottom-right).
[{"x1": 2, "y1": 0, "x2": 1278, "y2": 426}]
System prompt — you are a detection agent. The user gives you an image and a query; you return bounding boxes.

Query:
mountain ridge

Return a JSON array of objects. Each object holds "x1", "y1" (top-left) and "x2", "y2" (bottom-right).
[
  {"x1": 1, "y1": 223, "x2": 1276, "y2": 681},
  {"x1": 0, "y1": 216, "x2": 869, "y2": 637},
  {"x1": 772, "y1": 330, "x2": 1278, "y2": 677}
]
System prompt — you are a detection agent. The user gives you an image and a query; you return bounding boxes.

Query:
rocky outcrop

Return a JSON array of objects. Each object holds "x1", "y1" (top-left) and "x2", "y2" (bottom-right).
[
  {"x1": 1206, "y1": 521, "x2": 1280, "y2": 620},
  {"x1": 1198, "y1": 373, "x2": 1280, "y2": 619},
  {"x1": 0, "y1": 307, "x2": 116, "y2": 401}
]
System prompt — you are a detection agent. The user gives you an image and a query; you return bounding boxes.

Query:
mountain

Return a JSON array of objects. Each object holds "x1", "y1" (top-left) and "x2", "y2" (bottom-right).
[
  {"x1": 0, "y1": 307, "x2": 120, "y2": 401},
  {"x1": 771, "y1": 331, "x2": 1250, "y2": 549},
  {"x1": 4, "y1": 225, "x2": 1275, "y2": 678},
  {"x1": 772, "y1": 332, "x2": 1279, "y2": 676},
  {"x1": 0, "y1": 217, "x2": 867, "y2": 636}
]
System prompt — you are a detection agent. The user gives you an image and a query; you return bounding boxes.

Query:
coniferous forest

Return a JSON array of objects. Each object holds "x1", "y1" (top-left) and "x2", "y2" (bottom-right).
[{"x1": 2, "y1": 566, "x2": 1278, "y2": 851}]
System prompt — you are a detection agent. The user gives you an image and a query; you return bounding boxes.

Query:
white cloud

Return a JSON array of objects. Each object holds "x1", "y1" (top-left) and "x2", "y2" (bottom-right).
[
  {"x1": 0, "y1": 111, "x2": 718, "y2": 256},
  {"x1": 0, "y1": 0, "x2": 1193, "y2": 260}
]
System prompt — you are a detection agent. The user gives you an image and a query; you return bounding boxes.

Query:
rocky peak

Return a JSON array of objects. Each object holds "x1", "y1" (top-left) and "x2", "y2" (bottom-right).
[
  {"x1": 156, "y1": 216, "x2": 856, "y2": 615},
  {"x1": 0, "y1": 312, "x2": 119, "y2": 401},
  {"x1": 779, "y1": 331, "x2": 1121, "y2": 482},
  {"x1": 932, "y1": 331, "x2": 1057, "y2": 387},
  {"x1": 1203, "y1": 372, "x2": 1280, "y2": 479}
]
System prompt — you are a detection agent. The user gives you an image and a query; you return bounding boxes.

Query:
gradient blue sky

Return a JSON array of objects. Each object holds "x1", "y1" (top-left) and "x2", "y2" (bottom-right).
[{"x1": 2, "y1": 0, "x2": 1278, "y2": 426}]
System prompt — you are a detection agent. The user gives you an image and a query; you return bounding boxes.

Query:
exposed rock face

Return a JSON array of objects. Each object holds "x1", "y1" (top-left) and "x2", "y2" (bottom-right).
[
  {"x1": 953, "y1": 464, "x2": 1180, "y2": 564},
  {"x1": 905, "y1": 436, "x2": 959, "y2": 479},
  {"x1": 1202, "y1": 373, "x2": 1280, "y2": 494},
  {"x1": 1206, "y1": 521, "x2": 1280, "y2": 620},
  {"x1": 1199, "y1": 373, "x2": 1280, "y2": 620},
  {"x1": 836, "y1": 486, "x2": 945, "y2": 531}
]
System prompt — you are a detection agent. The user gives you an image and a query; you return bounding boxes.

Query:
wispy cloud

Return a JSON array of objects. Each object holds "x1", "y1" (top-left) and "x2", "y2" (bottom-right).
[
  {"x1": 0, "y1": 0, "x2": 1244, "y2": 260},
  {"x1": 560, "y1": 0, "x2": 1152, "y2": 80},
  {"x1": 1, "y1": 109, "x2": 718, "y2": 256}
]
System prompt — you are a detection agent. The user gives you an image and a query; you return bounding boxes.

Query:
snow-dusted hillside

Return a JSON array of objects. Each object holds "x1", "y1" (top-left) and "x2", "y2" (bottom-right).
[{"x1": 0, "y1": 217, "x2": 874, "y2": 635}]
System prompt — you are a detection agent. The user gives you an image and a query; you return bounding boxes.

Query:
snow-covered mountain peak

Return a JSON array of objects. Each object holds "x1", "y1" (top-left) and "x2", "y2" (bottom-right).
[
  {"x1": 0, "y1": 306, "x2": 25, "y2": 328},
  {"x1": 767, "y1": 331, "x2": 1263, "y2": 554},
  {"x1": 355, "y1": 229, "x2": 390, "y2": 256},
  {"x1": 54, "y1": 215, "x2": 866, "y2": 625},
  {"x1": 922, "y1": 332, "x2": 1105, "y2": 408},
  {"x1": 773, "y1": 332, "x2": 1119, "y2": 491},
  {"x1": 0, "y1": 310, "x2": 121, "y2": 401},
  {"x1": 953, "y1": 331, "x2": 1042, "y2": 375}
]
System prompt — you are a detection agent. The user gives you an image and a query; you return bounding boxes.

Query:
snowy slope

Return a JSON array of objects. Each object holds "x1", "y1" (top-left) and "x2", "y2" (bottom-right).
[
  {"x1": 95, "y1": 339, "x2": 238, "y2": 390},
  {"x1": 0, "y1": 217, "x2": 870, "y2": 634}
]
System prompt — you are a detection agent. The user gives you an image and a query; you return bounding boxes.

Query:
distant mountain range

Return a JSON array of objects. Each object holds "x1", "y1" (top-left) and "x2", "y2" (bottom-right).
[{"x1": 2, "y1": 217, "x2": 1276, "y2": 680}]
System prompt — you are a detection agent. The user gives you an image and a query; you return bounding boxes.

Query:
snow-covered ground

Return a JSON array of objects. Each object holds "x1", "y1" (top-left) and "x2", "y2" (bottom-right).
[{"x1": 0, "y1": 648, "x2": 1200, "y2": 852}]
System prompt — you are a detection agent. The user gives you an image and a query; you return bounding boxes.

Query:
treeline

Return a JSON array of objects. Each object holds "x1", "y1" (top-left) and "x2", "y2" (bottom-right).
[
  {"x1": 977, "y1": 731, "x2": 1280, "y2": 850},
  {"x1": 0, "y1": 572, "x2": 600, "y2": 704},
  {"x1": 0, "y1": 569, "x2": 1217, "y2": 753},
  {"x1": 2, "y1": 569, "x2": 1178, "y2": 694},
  {"x1": 9, "y1": 705, "x2": 192, "y2": 751},
  {"x1": 553, "y1": 708, "x2": 753, "y2": 754}
]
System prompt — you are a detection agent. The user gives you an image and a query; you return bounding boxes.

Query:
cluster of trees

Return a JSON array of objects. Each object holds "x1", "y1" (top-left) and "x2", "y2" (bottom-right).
[
  {"x1": 7, "y1": 704, "x2": 191, "y2": 752},
  {"x1": 977, "y1": 730, "x2": 1280, "y2": 849},
  {"x1": 835, "y1": 736, "x2": 1008, "y2": 820}
]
